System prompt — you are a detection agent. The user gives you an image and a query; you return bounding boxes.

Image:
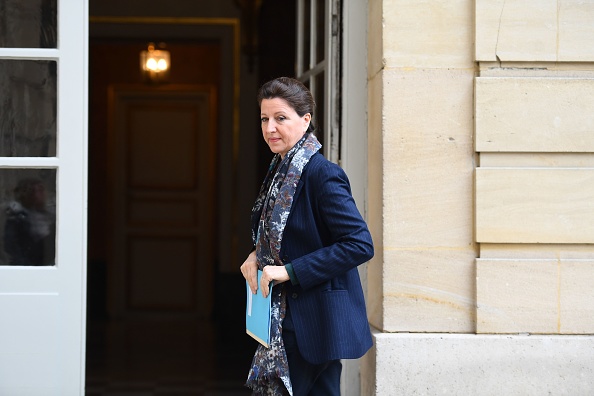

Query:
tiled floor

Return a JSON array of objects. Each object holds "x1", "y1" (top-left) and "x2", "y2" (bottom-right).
[{"x1": 85, "y1": 318, "x2": 255, "y2": 395}]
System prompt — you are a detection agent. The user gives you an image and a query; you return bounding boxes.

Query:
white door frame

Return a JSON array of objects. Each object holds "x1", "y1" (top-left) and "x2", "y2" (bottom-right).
[{"x1": 0, "y1": 0, "x2": 88, "y2": 394}]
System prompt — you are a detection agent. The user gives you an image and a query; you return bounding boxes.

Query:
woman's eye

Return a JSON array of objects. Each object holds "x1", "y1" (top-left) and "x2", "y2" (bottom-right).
[
  {"x1": 261, "y1": 117, "x2": 268, "y2": 123},
  {"x1": 276, "y1": 116, "x2": 286, "y2": 122}
]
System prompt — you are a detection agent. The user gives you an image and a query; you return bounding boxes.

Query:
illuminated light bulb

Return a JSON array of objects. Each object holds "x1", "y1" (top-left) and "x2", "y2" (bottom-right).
[
  {"x1": 157, "y1": 59, "x2": 168, "y2": 71},
  {"x1": 146, "y1": 58, "x2": 158, "y2": 71}
]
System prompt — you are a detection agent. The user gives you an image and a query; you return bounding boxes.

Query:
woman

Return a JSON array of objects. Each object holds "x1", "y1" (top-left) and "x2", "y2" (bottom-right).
[{"x1": 241, "y1": 77, "x2": 373, "y2": 395}]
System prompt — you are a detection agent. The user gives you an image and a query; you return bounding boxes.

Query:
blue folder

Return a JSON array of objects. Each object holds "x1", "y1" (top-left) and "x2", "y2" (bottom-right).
[{"x1": 246, "y1": 270, "x2": 272, "y2": 348}]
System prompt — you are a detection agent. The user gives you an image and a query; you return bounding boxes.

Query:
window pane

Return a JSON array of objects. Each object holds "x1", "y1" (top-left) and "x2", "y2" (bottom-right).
[
  {"x1": 314, "y1": 71, "x2": 325, "y2": 148},
  {"x1": 0, "y1": 0, "x2": 57, "y2": 48},
  {"x1": 302, "y1": 78, "x2": 311, "y2": 91},
  {"x1": 301, "y1": 0, "x2": 312, "y2": 72},
  {"x1": 0, "y1": 169, "x2": 56, "y2": 266},
  {"x1": 0, "y1": 60, "x2": 57, "y2": 157},
  {"x1": 316, "y1": 0, "x2": 326, "y2": 63}
]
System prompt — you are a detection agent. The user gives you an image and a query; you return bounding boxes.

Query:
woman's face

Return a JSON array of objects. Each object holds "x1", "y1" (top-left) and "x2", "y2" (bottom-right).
[{"x1": 260, "y1": 98, "x2": 311, "y2": 159}]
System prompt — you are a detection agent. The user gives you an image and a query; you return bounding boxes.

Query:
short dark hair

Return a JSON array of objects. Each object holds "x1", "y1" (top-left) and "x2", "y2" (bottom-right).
[{"x1": 257, "y1": 77, "x2": 316, "y2": 133}]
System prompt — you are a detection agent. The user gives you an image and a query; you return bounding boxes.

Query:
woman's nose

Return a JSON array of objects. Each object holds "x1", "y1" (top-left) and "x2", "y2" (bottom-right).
[{"x1": 265, "y1": 120, "x2": 277, "y2": 133}]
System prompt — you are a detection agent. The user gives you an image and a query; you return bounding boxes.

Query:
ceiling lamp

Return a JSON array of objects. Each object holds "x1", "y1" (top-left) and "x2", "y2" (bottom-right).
[{"x1": 140, "y1": 42, "x2": 170, "y2": 82}]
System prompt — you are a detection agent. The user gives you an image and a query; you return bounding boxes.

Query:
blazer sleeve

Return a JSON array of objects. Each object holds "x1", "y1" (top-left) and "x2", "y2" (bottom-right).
[{"x1": 289, "y1": 159, "x2": 374, "y2": 290}]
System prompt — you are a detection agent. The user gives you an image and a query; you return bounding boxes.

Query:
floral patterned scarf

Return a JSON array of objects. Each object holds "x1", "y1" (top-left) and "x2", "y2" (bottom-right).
[{"x1": 245, "y1": 133, "x2": 321, "y2": 395}]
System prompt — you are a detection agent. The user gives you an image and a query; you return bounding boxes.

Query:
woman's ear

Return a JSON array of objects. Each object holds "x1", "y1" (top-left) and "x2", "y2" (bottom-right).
[{"x1": 303, "y1": 113, "x2": 312, "y2": 131}]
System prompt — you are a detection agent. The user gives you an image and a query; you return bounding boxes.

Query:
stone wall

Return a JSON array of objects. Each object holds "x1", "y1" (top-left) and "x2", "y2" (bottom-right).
[{"x1": 364, "y1": 0, "x2": 594, "y2": 394}]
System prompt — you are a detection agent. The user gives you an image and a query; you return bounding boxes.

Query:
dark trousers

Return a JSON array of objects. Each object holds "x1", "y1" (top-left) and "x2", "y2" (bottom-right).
[{"x1": 283, "y1": 307, "x2": 342, "y2": 396}]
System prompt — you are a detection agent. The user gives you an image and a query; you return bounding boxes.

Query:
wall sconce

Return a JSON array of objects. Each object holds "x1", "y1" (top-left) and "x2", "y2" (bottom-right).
[{"x1": 140, "y1": 42, "x2": 170, "y2": 83}]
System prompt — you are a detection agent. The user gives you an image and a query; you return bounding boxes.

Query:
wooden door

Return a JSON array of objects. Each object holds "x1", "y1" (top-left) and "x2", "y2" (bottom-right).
[{"x1": 108, "y1": 85, "x2": 217, "y2": 318}]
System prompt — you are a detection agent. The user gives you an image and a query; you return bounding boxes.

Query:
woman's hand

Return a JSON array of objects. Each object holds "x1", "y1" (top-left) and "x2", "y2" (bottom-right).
[
  {"x1": 241, "y1": 251, "x2": 290, "y2": 297},
  {"x1": 240, "y1": 251, "x2": 259, "y2": 294},
  {"x1": 260, "y1": 265, "x2": 290, "y2": 298}
]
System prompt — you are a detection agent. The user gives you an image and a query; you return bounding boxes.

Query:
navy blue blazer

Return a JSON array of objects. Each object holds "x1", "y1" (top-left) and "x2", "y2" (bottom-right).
[{"x1": 255, "y1": 152, "x2": 374, "y2": 365}]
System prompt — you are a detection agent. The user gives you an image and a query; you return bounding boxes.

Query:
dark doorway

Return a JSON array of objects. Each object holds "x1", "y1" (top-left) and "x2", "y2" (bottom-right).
[
  {"x1": 85, "y1": 38, "x2": 253, "y2": 394},
  {"x1": 85, "y1": 1, "x2": 296, "y2": 394}
]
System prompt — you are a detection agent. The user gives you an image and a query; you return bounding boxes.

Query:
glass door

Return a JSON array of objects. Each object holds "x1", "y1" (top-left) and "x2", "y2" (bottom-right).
[
  {"x1": 296, "y1": 0, "x2": 341, "y2": 162},
  {"x1": 0, "y1": 0, "x2": 88, "y2": 394},
  {"x1": 296, "y1": 1, "x2": 371, "y2": 395}
]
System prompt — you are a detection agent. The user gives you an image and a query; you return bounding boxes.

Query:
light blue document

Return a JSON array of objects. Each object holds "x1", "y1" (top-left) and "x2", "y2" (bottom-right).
[{"x1": 246, "y1": 270, "x2": 272, "y2": 348}]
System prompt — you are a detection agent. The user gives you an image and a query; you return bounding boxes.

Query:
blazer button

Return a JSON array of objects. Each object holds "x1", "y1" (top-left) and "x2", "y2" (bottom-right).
[{"x1": 292, "y1": 293, "x2": 298, "y2": 299}]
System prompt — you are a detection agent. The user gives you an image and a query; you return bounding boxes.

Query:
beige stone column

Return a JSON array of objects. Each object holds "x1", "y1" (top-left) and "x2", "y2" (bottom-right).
[
  {"x1": 363, "y1": 0, "x2": 594, "y2": 394},
  {"x1": 364, "y1": 0, "x2": 477, "y2": 393}
]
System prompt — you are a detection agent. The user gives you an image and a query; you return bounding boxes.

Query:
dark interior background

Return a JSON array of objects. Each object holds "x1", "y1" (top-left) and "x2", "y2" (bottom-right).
[{"x1": 86, "y1": 0, "x2": 297, "y2": 393}]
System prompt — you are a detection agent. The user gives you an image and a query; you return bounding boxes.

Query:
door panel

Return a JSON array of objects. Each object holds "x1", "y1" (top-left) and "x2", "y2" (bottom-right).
[
  {"x1": 128, "y1": 104, "x2": 198, "y2": 188},
  {"x1": 0, "y1": 294, "x2": 61, "y2": 389},
  {"x1": 108, "y1": 85, "x2": 217, "y2": 318}
]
